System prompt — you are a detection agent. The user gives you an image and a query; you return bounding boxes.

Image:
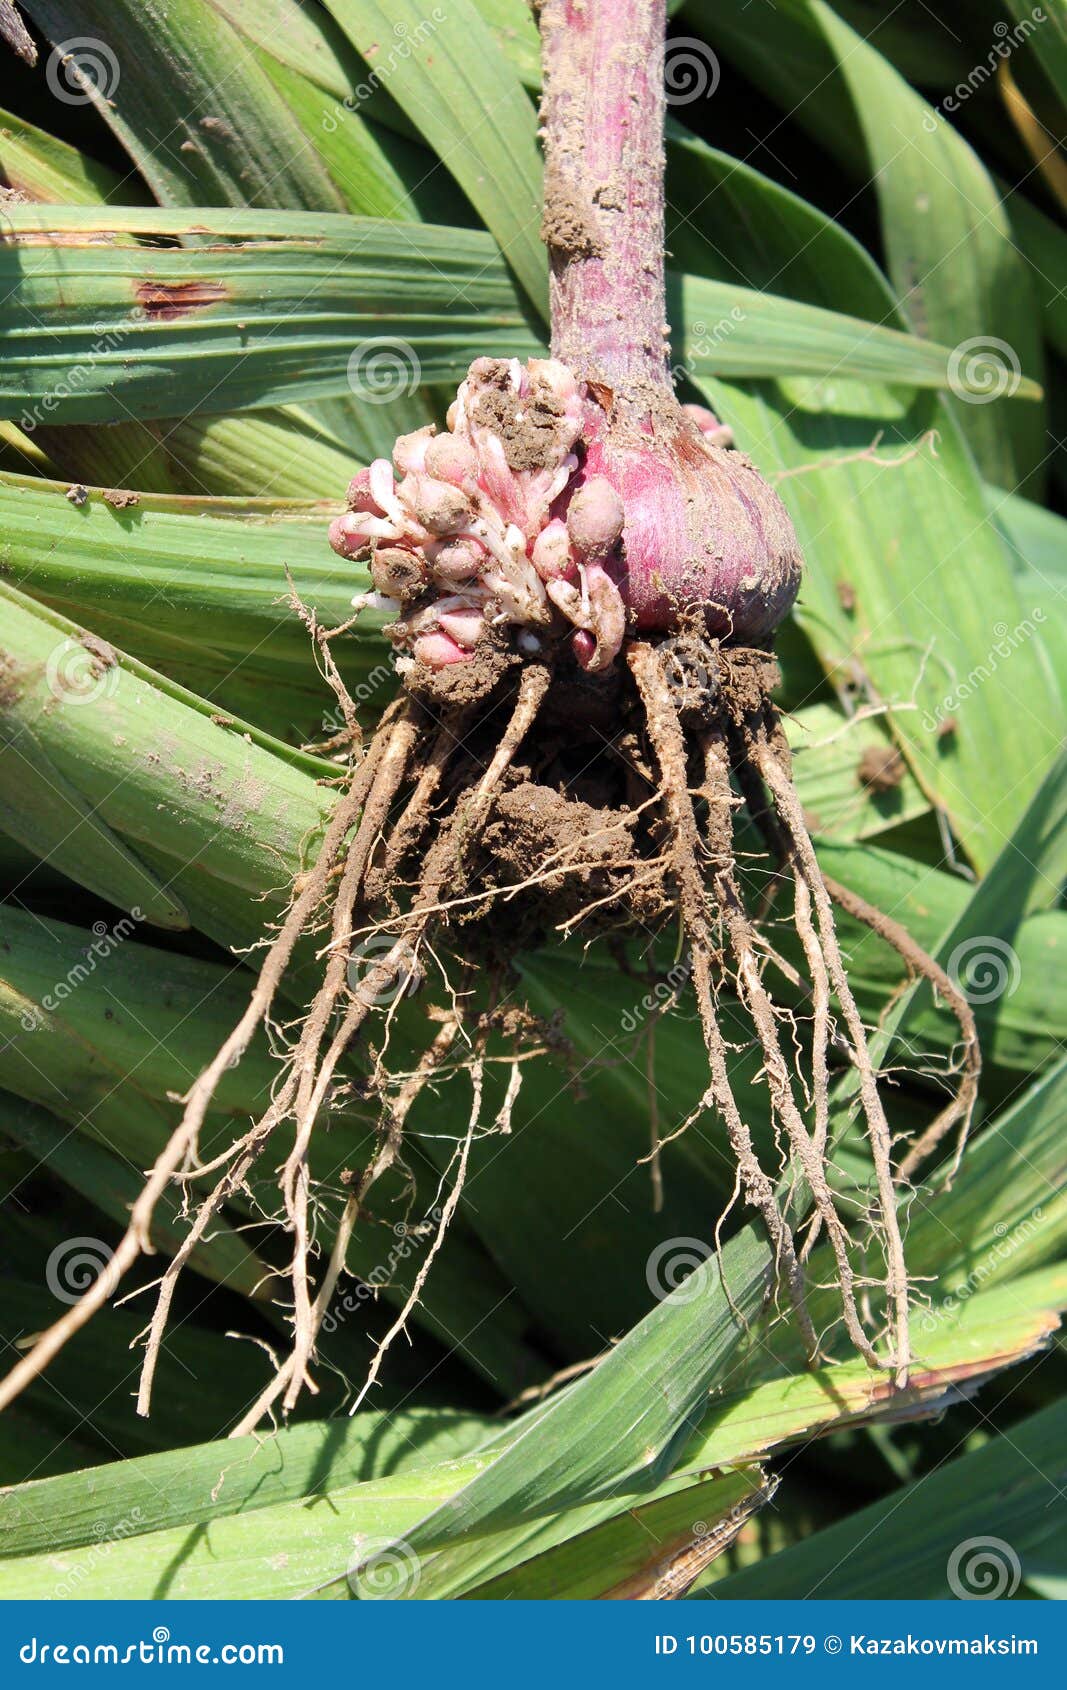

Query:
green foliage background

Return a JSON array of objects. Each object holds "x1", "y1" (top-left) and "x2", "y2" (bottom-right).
[{"x1": 0, "y1": 0, "x2": 1063, "y2": 1600}]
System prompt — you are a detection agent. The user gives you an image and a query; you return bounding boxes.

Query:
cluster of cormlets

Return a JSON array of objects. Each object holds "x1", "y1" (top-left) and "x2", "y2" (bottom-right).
[{"x1": 329, "y1": 355, "x2": 636, "y2": 673}]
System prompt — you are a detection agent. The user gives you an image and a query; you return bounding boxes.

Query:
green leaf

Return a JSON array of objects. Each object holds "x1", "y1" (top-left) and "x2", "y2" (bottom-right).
[
  {"x1": 0, "y1": 1434, "x2": 496, "y2": 1598},
  {"x1": 701, "y1": 377, "x2": 1060, "y2": 871},
  {"x1": 252, "y1": 49, "x2": 433, "y2": 220},
  {"x1": 0, "y1": 1405, "x2": 492, "y2": 1561},
  {"x1": 0, "y1": 207, "x2": 539, "y2": 423},
  {"x1": 0, "y1": 206, "x2": 1033, "y2": 429},
  {"x1": 383, "y1": 1228, "x2": 773, "y2": 1579},
  {"x1": 321, "y1": 0, "x2": 548, "y2": 317},
  {"x1": 669, "y1": 26, "x2": 1060, "y2": 871},
  {"x1": 1004, "y1": 0, "x2": 1067, "y2": 118},
  {"x1": 992, "y1": 487, "x2": 1067, "y2": 713},
  {"x1": 0, "y1": 578, "x2": 333, "y2": 945},
  {"x1": 784, "y1": 703, "x2": 929, "y2": 841},
  {"x1": 1, "y1": 1266, "x2": 1051, "y2": 1596},
  {"x1": 0, "y1": 713, "x2": 188, "y2": 929},
  {"x1": 0, "y1": 105, "x2": 138, "y2": 205},
  {"x1": 812, "y1": 0, "x2": 1046, "y2": 491},
  {"x1": 407, "y1": 1269, "x2": 1066, "y2": 1600},
  {"x1": 0, "y1": 1093, "x2": 270, "y2": 1304},
  {"x1": 907, "y1": 1058, "x2": 1067, "y2": 1303},
  {"x1": 694, "y1": 0, "x2": 1046, "y2": 490},
  {"x1": 668, "y1": 272, "x2": 1024, "y2": 392},
  {"x1": 0, "y1": 1276, "x2": 290, "y2": 1468},
  {"x1": 464, "y1": 1468, "x2": 770, "y2": 1600},
  {"x1": 707, "y1": 1399, "x2": 1067, "y2": 1598},
  {"x1": 1008, "y1": 191, "x2": 1067, "y2": 361},
  {"x1": 0, "y1": 900, "x2": 542, "y2": 1397},
  {"x1": 161, "y1": 409, "x2": 374, "y2": 501},
  {"x1": 21, "y1": 0, "x2": 349, "y2": 213}
]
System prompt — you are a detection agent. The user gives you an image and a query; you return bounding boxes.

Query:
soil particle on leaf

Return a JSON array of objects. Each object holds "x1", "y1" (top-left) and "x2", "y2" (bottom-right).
[
  {"x1": 80, "y1": 632, "x2": 118, "y2": 670},
  {"x1": 200, "y1": 115, "x2": 238, "y2": 141},
  {"x1": 102, "y1": 488, "x2": 140, "y2": 510},
  {"x1": 857, "y1": 743, "x2": 906, "y2": 792},
  {"x1": 0, "y1": 651, "x2": 23, "y2": 709}
]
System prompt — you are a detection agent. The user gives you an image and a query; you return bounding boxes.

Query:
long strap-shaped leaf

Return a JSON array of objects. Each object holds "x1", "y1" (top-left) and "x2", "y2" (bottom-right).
[
  {"x1": 812, "y1": 1, "x2": 1046, "y2": 494},
  {"x1": 2, "y1": 1267, "x2": 1051, "y2": 1597},
  {"x1": 0, "y1": 716, "x2": 188, "y2": 929},
  {"x1": 20, "y1": 0, "x2": 347, "y2": 213},
  {"x1": 708, "y1": 1396, "x2": 1067, "y2": 1599},
  {"x1": 321, "y1": 0, "x2": 549, "y2": 316},
  {"x1": 692, "y1": 0, "x2": 1046, "y2": 491},
  {"x1": 0, "y1": 206, "x2": 1034, "y2": 427}
]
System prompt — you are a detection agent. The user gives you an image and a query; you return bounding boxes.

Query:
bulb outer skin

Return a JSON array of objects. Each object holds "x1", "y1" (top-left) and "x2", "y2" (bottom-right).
[{"x1": 577, "y1": 401, "x2": 802, "y2": 642}]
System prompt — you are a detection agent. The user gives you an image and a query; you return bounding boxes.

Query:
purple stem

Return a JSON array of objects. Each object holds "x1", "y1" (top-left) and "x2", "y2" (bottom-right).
[{"x1": 540, "y1": 0, "x2": 671, "y2": 396}]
